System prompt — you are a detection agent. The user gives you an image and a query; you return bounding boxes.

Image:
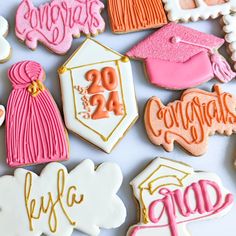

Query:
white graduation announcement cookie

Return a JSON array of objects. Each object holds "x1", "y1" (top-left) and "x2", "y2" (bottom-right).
[
  {"x1": 127, "y1": 157, "x2": 234, "y2": 236},
  {"x1": 0, "y1": 16, "x2": 11, "y2": 63},
  {"x1": 58, "y1": 38, "x2": 138, "y2": 153},
  {"x1": 0, "y1": 160, "x2": 126, "y2": 236},
  {"x1": 162, "y1": 0, "x2": 236, "y2": 22}
]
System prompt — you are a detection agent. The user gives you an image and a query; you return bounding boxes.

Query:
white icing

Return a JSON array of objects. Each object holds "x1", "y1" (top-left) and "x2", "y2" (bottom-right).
[
  {"x1": 223, "y1": 13, "x2": 236, "y2": 69},
  {"x1": 0, "y1": 16, "x2": 11, "y2": 62},
  {"x1": 162, "y1": 0, "x2": 236, "y2": 22},
  {"x1": 59, "y1": 38, "x2": 138, "y2": 153},
  {"x1": 0, "y1": 105, "x2": 5, "y2": 126},
  {"x1": 0, "y1": 160, "x2": 126, "y2": 236},
  {"x1": 127, "y1": 157, "x2": 234, "y2": 236}
]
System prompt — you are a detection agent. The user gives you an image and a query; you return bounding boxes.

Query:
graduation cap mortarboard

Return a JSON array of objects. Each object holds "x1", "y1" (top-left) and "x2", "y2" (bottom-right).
[{"x1": 127, "y1": 23, "x2": 235, "y2": 90}]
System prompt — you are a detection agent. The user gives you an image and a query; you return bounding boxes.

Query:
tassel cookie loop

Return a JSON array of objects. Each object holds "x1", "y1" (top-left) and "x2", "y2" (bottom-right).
[
  {"x1": 27, "y1": 80, "x2": 45, "y2": 97},
  {"x1": 171, "y1": 36, "x2": 236, "y2": 83}
]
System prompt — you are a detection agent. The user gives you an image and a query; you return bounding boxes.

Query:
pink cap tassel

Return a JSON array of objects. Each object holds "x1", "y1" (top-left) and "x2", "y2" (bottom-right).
[
  {"x1": 210, "y1": 53, "x2": 236, "y2": 83},
  {"x1": 171, "y1": 36, "x2": 236, "y2": 83}
]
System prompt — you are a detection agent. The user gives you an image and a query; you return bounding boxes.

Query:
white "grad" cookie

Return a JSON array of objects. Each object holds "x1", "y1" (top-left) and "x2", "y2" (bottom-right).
[{"x1": 128, "y1": 157, "x2": 234, "y2": 236}]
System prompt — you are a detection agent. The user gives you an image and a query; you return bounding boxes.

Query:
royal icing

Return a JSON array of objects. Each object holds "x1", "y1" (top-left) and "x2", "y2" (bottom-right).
[
  {"x1": 127, "y1": 23, "x2": 235, "y2": 90},
  {"x1": 108, "y1": 0, "x2": 167, "y2": 33},
  {"x1": 144, "y1": 85, "x2": 236, "y2": 156},
  {"x1": 6, "y1": 61, "x2": 69, "y2": 167},
  {"x1": 15, "y1": 0, "x2": 105, "y2": 55},
  {"x1": 0, "y1": 159, "x2": 126, "y2": 236},
  {"x1": 223, "y1": 13, "x2": 236, "y2": 70},
  {"x1": 58, "y1": 38, "x2": 138, "y2": 153},
  {"x1": 0, "y1": 16, "x2": 11, "y2": 63},
  {"x1": 0, "y1": 105, "x2": 5, "y2": 126},
  {"x1": 162, "y1": 0, "x2": 236, "y2": 22},
  {"x1": 127, "y1": 157, "x2": 234, "y2": 236}
]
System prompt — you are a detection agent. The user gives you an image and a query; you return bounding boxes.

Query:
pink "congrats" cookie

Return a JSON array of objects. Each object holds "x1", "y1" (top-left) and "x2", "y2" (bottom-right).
[{"x1": 15, "y1": 0, "x2": 105, "y2": 54}]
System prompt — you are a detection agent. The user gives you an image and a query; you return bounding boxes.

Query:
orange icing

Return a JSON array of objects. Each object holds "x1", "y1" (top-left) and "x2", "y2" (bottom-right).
[
  {"x1": 108, "y1": 0, "x2": 167, "y2": 33},
  {"x1": 86, "y1": 69, "x2": 104, "y2": 94},
  {"x1": 204, "y1": 0, "x2": 227, "y2": 6},
  {"x1": 180, "y1": 0, "x2": 196, "y2": 9},
  {"x1": 82, "y1": 67, "x2": 124, "y2": 120},
  {"x1": 0, "y1": 109, "x2": 4, "y2": 117},
  {"x1": 106, "y1": 91, "x2": 124, "y2": 116},
  {"x1": 101, "y1": 67, "x2": 118, "y2": 91},
  {"x1": 90, "y1": 94, "x2": 109, "y2": 120},
  {"x1": 144, "y1": 85, "x2": 236, "y2": 156}
]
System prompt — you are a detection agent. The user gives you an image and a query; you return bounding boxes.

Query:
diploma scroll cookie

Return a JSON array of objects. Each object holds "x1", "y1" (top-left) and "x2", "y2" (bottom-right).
[
  {"x1": 0, "y1": 160, "x2": 126, "y2": 236},
  {"x1": 162, "y1": 0, "x2": 236, "y2": 22},
  {"x1": 58, "y1": 38, "x2": 138, "y2": 153},
  {"x1": 6, "y1": 61, "x2": 69, "y2": 167},
  {"x1": 127, "y1": 157, "x2": 234, "y2": 236},
  {"x1": 108, "y1": 0, "x2": 167, "y2": 33},
  {"x1": 15, "y1": 0, "x2": 105, "y2": 55},
  {"x1": 144, "y1": 85, "x2": 236, "y2": 156},
  {"x1": 0, "y1": 16, "x2": 11, "y2": 63}
]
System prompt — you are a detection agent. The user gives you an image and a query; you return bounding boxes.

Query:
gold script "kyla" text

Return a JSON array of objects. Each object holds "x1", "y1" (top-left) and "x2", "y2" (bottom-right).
[{"x1": 24, "y1": 169, "x2": 84, "y2": 233}]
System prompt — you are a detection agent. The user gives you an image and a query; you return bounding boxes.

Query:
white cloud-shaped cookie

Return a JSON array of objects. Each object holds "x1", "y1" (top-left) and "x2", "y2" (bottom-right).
[
  {"x1": 0, "y1": 160, "x2": 126, "y2": 236},
  {"x1": 0, "y1": 16, "x2": 11, "y2": 62}
]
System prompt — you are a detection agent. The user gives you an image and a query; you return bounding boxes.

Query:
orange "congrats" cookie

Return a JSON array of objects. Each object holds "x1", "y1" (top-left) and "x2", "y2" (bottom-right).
[{"x1": 144, "y1": 85, "x2": 236, "y2": 156}]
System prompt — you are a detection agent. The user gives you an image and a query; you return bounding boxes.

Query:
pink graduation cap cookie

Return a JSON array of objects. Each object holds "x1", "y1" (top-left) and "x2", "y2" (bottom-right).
[
  {"x1": 6, "y1": 61, "x2": 69, "y2": 167},
  {"x1": 127, "y1": 23, "x2": 235, "y2": 90}
]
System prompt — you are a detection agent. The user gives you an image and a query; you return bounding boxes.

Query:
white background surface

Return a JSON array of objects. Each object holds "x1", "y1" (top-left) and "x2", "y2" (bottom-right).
[{"x1": 0, "y1": 0, "x2": 236, "y2": 236}]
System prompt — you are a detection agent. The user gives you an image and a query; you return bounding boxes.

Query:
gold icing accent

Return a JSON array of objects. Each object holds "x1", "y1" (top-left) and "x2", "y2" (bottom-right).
[
  {"x1": 24, "y1": 169, "x2": 84, "y2": 233},
  {"x1": 121, "y1": 56, "x2": 129, "y2": 63},
  {"x1": 58, "y1": 66, "x2": 68, "y2": 74},
  {"x1": 27, "y1": 80, "x2": 45, "y2": 97},
  {"x1": 138, "y1": 164, "x2": 190, "y2": 224}
]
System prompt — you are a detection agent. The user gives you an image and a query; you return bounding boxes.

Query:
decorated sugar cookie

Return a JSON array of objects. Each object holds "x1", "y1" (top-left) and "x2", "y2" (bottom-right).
[
  {"x1": 6, "y1": 61, "x2": 69, "y2": 167},
  {"x1": 127, "y1": 157, "x2": 234, "y2": 236},
  {"x1": 223, "y1": 13, "x2": 236, "y2": 70},
  {"x1": 108, "y1": 0, "x2": 167, "y2": 33},
  {"x1": 58, "y1": 38, "x2": 138, "y2": 153},
  {"x1": 15, "y1": 0, "x2": 105, "y2": 55},
  {"x1": 0, "y1": 159, "x2": 126, "y2": 236},
  {"x1": 144, "y1": 84, "x2": 236, "y2": 156},
  {"x1": 0, "y1": 16, "x2": 11, "y2": 63},
  {"x1": 0, "y1": 105, "x2": 5, "y2": 127},
  {"x1": 162, "y1": 0, "x2": 236, "y2": 22},
  {"x1": 127, "y1": 23, "x2": 235, "y2": 90}
]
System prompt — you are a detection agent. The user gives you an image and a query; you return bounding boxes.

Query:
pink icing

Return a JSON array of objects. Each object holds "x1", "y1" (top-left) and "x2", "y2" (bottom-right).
[
  {"x1": 126, "y1": 23, "x2": 224, "y2": 63},
  {"x1": 15, "y1": 0, "x2": 105, "y2": 54},
  {"x1": 129, "y1": 180, "x2": 233, "y2": 236},
  {"x1": 6, "y1": 61, "x2": 69, "y2": 167},
  {"x1": 145, "y1": 51, "x2": 214, "y2": 90},
  {"x1": 126, "y1": 23, "x2": 229, "y2": 90}
]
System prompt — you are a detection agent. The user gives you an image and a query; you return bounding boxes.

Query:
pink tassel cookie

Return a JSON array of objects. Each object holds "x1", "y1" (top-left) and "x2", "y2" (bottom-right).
[
  {"x1": 15, "y1": 0, "x2": 105, "y2": 55},
  {"x1": 127, "y1": 23, "x2": 235, "y2": 90},
  {"x1": 6, "y1": 61, "x2": 69, "y2": 167}
]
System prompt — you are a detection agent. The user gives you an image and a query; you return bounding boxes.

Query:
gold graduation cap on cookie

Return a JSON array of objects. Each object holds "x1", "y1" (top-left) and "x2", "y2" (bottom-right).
[{"x1": 130, "y1": 158, "x2": 192, "y2": 223}]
